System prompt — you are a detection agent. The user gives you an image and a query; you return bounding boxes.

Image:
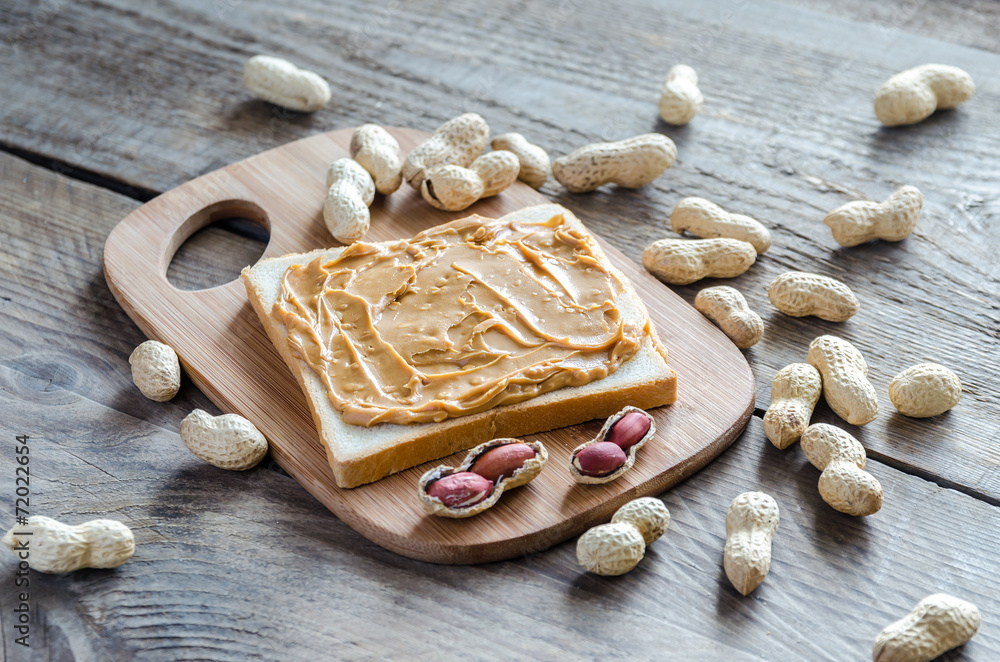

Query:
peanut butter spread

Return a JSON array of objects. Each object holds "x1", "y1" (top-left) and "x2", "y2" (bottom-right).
[{"x1": 273, "y1": 213, "x2": 644, "y2": 426}]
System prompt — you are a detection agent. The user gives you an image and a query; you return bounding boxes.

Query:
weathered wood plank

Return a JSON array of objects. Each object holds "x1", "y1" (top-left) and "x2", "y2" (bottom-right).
[
  {"x1": 165, "y1": 217, "x2": 268, "y2": 291},
  {"x1": 7, "y1": 0, "x2": 1000, "y2": 502},
  {"x1": 0, "y1": 0, "x2": 998, "y2": 653},
  {"x1": 791, "y1": 0, "x2": 1000, "y2": 55},
  {"x1": 101, "y1": 128, "x2": 749, "y2": 563},
  {"x1": 0, "y1": 153, "x2": 216, "y2": 432},
  {"x1": 1, "y1": 140, "x2": 998, "y2": 660},
  {"x1": 1, "y1": 363, "x2": 998, "y2": 661},
  {"x1": 1, "y1": 0, "x2": 997, "y2": 195}
]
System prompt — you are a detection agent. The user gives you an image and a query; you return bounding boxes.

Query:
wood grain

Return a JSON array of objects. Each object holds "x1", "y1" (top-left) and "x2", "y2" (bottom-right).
[
  {"x1": 1, "y1": 0, "x2": 998, "y2": 502},
  {"x1": 1, "y1": 360, "x2": 998, "y2": 661},
  {"x1": 790, "y1": 0, "x2": 1000, "y2": 55},
  {"x1": 2, "y1": 149, "x2": 997, "y2": 660},
  {"x1": 166, "y1": 217, "x2": 268, "y2": 291},
  {"x1": 2, "y1": 0, "x2": 1000, "y2": 656},
  {"x1": 103, "y1": 127, "x2": 753, "y2": 564}
]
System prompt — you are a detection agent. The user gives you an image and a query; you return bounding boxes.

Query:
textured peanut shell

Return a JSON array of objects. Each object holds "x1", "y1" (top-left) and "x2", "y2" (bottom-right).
[
  {"x1": 324, "y1": 158, "x2": 376, "y2": 244},
  {"x1": 874, "y1": 64, "x2": 974, "y2": 126},
  {"x1": 576, "y1": 522, "x2": 646, "y2": 576},
  {"x1": 243, "y1": 55, "x2": 331, "y2": 112},
  {"x1": 823, "y1": 186, "x2": 923, "y2": 247},
  {"x1": 671, "y1": 197, "x2": 771, "y2": 254},
  {"x1": 808, "y1": 335, "x2": 879, "y2": 425},
  {"x1": 491, "y1": 133, "x2": 550, "y2": 188},
  {"x1": 724, "y1": 491, "x2": 779, "y2": 596},
  {"x1": 552, "y1": 134, "x2": 677, "y2": 193},
  {"x1": 180, "y1": 409, "x2": 268, "y2": 471},
  {"x1": 611, "y1": 497, "x2": 670, "y2": 545},
  {"x1": 569, "y1": 406, "x2": 655, "y2": 484},
  {"x1": 768, "y1": 271, "x2": 860, "y2": 322},
  {"x1": 659, "y1": 64, "x2": 703, "y2": 125},
  {"x1": 473, "y1": 151, "x2": 520, "y2": 196},
  {"x1": 801, "y1": 424, "x2": 882, "y2": 516},
  {"x1": 873, "y1": 593, "x2": 981, "y2": 662},
  {"x1": 419, "y1": 439, "x2": 548, "y2": 518},
  {"x1": 403, "y1": 113, "x2": 490, "y2": 188},
  {"x1": 643, "y1": 238, "x2": 756, "y2": 286},
  {"x1": 420, "y1": 151, "x2": 519, "y2": 212},
  {"x1": 129, "y1": 340, "x2": 181, "y2": 401},
  {"x1": 350, "y1": 124, "x2": 403, "y2": 195},
  {"x1": 420, "y1": 165, "x2": 484, "y2": 212},
  {"x1": 2, "y1": 516, "x2": 134, "y2": 573},
  {"x1": 889, "y1": 363, "x2": 961, "y2": 418},
  {"x1": 762, "y1": 363, "x2": 822, "y2": 449},
  {"x1": 694, "y1": 286, "x2": 763, "y2": 349}
]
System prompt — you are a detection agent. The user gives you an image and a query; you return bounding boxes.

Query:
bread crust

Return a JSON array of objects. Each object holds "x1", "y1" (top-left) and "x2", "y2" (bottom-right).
[{"x1": 242, "y1": 205, "x2": 676, "y2": 488}]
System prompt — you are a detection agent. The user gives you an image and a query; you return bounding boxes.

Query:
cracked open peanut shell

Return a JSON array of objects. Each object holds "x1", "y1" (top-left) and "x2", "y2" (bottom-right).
[
  {"x1": 418, "y1": 438, "x2": 548, "y2": 518},
  {"x1": 569, "y1": 406, "x2": 656, "y2": 484}
]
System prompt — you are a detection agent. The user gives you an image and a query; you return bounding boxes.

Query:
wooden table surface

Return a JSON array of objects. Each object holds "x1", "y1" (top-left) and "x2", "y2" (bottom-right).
[{"x1": 1, "y1": 0, "x2": 998, "y2": 659}]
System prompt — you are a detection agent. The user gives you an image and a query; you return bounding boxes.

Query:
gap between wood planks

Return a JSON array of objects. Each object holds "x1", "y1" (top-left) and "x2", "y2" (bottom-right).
[
  {"x1": 4, "y1": 139, "x2": 995, "y2": 510},
  {"x1": 0, "y1": 140, "x2": 267, "y2": 246},
  {"x1": 0, "y1": 140, "x2": 158, "y2": 202}
]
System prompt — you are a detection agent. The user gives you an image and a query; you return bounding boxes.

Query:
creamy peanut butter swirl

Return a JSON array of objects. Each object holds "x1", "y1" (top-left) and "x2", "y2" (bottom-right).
[{"x1": 274, "y1": 213, "x2": 643, "y2": 426}]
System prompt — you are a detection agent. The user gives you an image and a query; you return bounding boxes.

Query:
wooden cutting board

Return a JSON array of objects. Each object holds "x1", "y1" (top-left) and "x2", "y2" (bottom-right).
[{"x1": 103, "y1": 127, "x2": 754, "y2": 564}]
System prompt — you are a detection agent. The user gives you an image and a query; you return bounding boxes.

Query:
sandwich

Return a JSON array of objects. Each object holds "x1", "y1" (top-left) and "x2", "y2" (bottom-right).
[{"x1": 241, "y1": 203, "x2": 676, "y2": 488}]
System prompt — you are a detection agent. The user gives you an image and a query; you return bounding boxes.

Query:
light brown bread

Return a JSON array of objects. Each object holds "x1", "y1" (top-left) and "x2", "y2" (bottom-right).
[{"x1": 241, "y1": 204, "x2": 676, "y2": 488}]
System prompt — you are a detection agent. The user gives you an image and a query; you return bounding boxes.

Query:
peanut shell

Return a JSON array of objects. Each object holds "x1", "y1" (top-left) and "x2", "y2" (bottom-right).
[
  {"x1": 569, "y1": 406, "x2": 656, "y2": 484},
  {"x1": 576, "y1": 522, "x2": 646, "y2": 575},
  {"x1": 418, "y1": 438, "x2": 547, "y2": 518},
  {"x1": 888, "y1": 363, "x2": 961, "y2": 418}
]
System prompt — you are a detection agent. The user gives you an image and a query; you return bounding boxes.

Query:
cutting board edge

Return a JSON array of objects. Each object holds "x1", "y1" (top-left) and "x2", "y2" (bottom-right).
[
  {"x1": 101, "y1": 125, "x2": 759, "y2": 565},
  {"x1": 331, "y1": 393, "x2": 755, "y2": 565}
]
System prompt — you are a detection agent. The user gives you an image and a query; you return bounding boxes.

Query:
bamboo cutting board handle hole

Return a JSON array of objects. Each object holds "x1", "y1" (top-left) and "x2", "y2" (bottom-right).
[
  {"x1": 164, "y1": 199, "x2": 271, "y2": 292},
  {"x1": 104, "y1": 127, "x2": 754, "y2": 563}
]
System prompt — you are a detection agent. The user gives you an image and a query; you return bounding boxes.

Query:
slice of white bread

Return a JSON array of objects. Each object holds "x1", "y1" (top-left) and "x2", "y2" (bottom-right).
[{"x1": 241, "y1": 204, "x2": 677, "y2": 488}]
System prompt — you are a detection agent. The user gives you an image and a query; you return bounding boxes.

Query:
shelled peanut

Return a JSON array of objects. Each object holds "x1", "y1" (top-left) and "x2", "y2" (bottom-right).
[
  {"x1": 801, "y1": 424, "x2": 882, "y2": 516},
  {"x1": 553, "y1": 134, "x2": 677, "y2": 192},
  {"x1": 873, "y1": 593, "x2": 981, "y2": 661},
  {"x1": 577, "y1": 497, "x2": 670, "y2": 576},
  {"x1": 3, "y1": 516, "x2": 135, "y2": 573},
  {"x1": 768, "y1": 272, "x2": 859, "y2": 322},
  {"x1": 762, "y1": 363, "x2": 822, "y2": 449},
  {"x1": 889, "y1": 363, "x2": 961, "y2": 418},
  {"x1": 643, "y1": 238, "x2": 756, "y2": 285},
  {"x1": 569, "y1": 407, "x2": 655, "y2": 483},
  {"x1": 419, "y1": 439, "x2": 547, "y2": 518},
  {"x1": 403, "y1": 113, "x2": 490, "y2": 188},
  {"x1": 694, "y1": 286, "x2": 763, "y2": 348},
  {"x1": 808, "y1": 335, "x2": 879, "y2": 426},
  {"x1": 724, "y1": 491, "x2": 779, "y2": 596}
]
